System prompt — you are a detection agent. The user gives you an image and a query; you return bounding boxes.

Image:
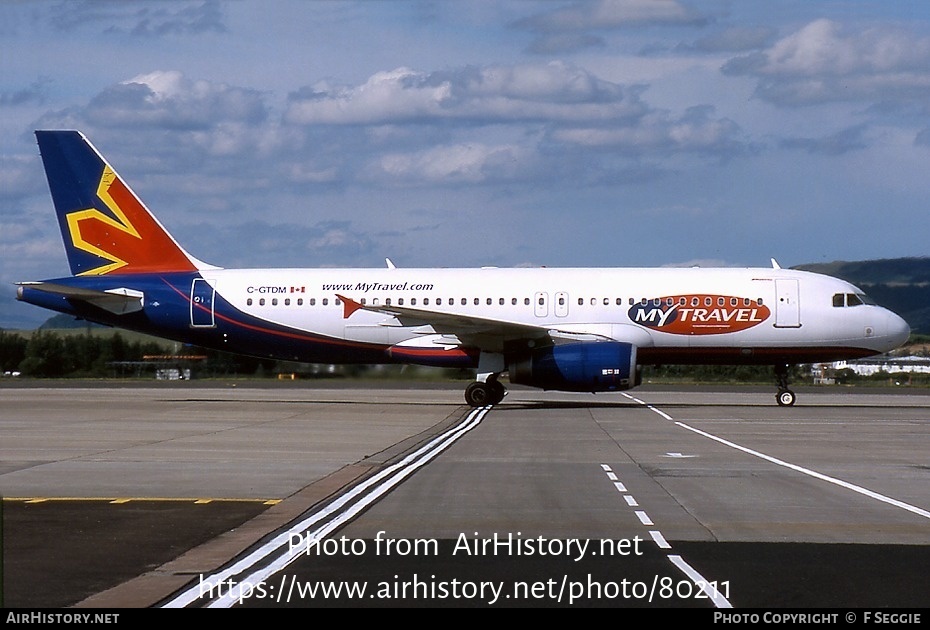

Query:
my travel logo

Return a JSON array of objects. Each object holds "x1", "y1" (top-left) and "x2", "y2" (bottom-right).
[{"x1": 628, "y1": 294, "x2": 771, "y2": 335}]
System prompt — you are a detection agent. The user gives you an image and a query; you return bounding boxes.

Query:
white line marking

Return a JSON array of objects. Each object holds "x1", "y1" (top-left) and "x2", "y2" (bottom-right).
[
  {"x1": 626, "y1": 395, "x2": 930, "y2": 521},
  {"x1": 624, "y1": 495, "x2": 638, "y2": 507},
  {"x1": 649, "y1": 530, "x2": 671, "y2": 549},
  {"x1": 635, "y1": 510, "x2": 654, "y2": 526},
  {"x1": 606, "y1": 471, "x2": 618, "y2": 481},
  {"x1": 613, "y1": 481, "x2": 627, "y2": 493},
  {"x1": 600, "y1": 464, "x2": 612, "y2": 472},
  {"x1": 674, "y1": 421, "x2": 930, "y2": 521},
  {"x1": 164, "y1": 406, "x2": 492, "y2": 608},
  {"x1": 668, "y1": 554, "x2": 732, "y2": 608}
]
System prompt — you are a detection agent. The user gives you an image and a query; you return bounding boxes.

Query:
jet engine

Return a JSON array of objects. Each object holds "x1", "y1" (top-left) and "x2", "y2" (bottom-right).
[{"x1": 509, "y1": 341, "x2": 639, "y2": 392}]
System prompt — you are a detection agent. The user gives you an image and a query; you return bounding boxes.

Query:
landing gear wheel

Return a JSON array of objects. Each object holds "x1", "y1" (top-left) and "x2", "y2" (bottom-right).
[
  {"x1": 489, "y1": 380, "x2": 506, "y2": 405},
  {"x1": 774, "y1": 363, "x2": 796, "y2": 407},
  {"x1": 465, "y1": 380, "x2": 506, "y2": 407},
  {"x1": 465, "y1": 382, "x2": 492, "y2": 407},
  {"x1": 776, "y1": 389, "x2": 796, "y2": 407}
]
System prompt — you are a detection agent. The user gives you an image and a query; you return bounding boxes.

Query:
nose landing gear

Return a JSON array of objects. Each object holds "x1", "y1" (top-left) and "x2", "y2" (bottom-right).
[{"x1": 775, "y1": 363, "x2": 796, "y2": 406}]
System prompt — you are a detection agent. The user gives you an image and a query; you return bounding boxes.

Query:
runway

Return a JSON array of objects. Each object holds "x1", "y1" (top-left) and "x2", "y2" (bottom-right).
[{"x1": 1, "y1": 383, "x2": 928, "y2": 608}]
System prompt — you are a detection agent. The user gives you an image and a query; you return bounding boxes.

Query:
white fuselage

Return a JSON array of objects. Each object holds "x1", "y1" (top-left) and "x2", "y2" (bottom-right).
[{"x1": 200, "y1": 266, "x2": 909, "y2": 363}]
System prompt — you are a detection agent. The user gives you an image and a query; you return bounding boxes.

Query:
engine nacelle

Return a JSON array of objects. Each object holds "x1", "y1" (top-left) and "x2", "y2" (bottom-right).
[{"x1": 509, "y1": 342, "x2": 639, "y2": 392}]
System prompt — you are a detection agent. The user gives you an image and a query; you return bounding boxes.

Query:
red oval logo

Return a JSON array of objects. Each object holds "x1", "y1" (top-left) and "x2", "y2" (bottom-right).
[{"x1": 628, "y1": 294, "x2": 771, "y2": 335}]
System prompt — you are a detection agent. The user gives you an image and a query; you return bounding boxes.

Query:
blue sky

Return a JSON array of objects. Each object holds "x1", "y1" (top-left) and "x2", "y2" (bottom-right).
[{"x1": 2, "y1": 1, "x2": 929, "y2": 328}]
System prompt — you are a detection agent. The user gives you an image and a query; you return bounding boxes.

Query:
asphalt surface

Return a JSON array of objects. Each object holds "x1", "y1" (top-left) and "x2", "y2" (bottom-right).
[{"x1": 1, "y1": 381, "x2": 928, "y2": 608}]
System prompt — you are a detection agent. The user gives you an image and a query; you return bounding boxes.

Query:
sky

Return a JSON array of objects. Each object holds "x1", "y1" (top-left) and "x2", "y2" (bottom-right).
[{"x1": 2, "y1": 0, "x2": 929, "y2": 328}]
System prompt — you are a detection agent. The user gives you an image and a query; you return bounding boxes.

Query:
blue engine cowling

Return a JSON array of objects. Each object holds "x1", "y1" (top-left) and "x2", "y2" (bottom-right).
[{"x1": 509, "y1": 342, "x2": 639, "y2": 392}]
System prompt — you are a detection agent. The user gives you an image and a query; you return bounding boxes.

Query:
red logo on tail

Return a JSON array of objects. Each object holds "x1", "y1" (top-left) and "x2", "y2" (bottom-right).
[{"x1": 66, "y1": 166, "x2": 196, "y2": 276}]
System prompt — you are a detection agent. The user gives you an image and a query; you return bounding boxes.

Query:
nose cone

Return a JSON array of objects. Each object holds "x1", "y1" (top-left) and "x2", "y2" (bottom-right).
[{"x1": 884, "y1": 309, "x2": 911, "y2": 350}]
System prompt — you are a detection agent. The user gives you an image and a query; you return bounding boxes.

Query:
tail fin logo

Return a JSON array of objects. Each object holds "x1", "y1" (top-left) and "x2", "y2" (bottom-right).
[{"x1": 65, "y1": 165, "x2": 197, "y2": 276}]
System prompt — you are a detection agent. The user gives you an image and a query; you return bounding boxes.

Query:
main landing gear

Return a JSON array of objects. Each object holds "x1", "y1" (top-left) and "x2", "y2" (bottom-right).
[
  {"x1": 464, "y1": 376, "x2": 506, "y2": 407},
  {"x1": 774, "y1": 363, "x2": 796, "y2": 407}
]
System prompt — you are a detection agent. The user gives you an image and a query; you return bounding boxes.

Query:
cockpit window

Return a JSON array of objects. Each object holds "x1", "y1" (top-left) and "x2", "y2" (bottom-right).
[{"x1": 833, "y1": 292, "x2": 876, "y2": 307}]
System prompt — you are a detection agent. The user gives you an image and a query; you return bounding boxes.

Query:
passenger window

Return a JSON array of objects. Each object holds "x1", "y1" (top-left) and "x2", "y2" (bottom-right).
[
  {"x1": 272, "y1": 298, "x2": 278, "y2": 306},
  {"x1": 385, "y1": 298, "x2": 391, "y2": 306},
  {"x1": 578, "y1": 298, "x2": 584, "y2": 306},
  {"x1": 297, "y1": 298, "x2": 303, "y2": 306},
  {"x1": 247, "y1": 298, "x2": 253, "y2": 306},
  {"x1": 424, "y1": 298, "x2": 430, "y2": 306},
  {"x1": 487, "y1": 298, "x2": 492, "y2": 305},
  {"x1": 462, "y1": 298, "x2": 467, "y2": 306},
  {"x1": 398, "y1": 298, "x2": 403, "y2": 306},
  {"x1": 322, "y1": 298, "x2": 328, "y2": 306},
  {"x1": 474, "y1": 298, "x2": 480, "y2": 306},
  {"x1": 524, "y1": 298, "x2": 530, "y2": 306},
  {"x1": 603, "y1": 298, "x2": 609, "y2": 306},
  {"x1": 512, "y1": 298, "x2": 517, "y2": 305},
  {"x1": 499, "y1": 298, "x2": 505, "y2": 305},
  {"x1": 259, "y1": 298, "x2": 265, "y2": 306},
  {"x1": 718, "y1": 297, "x2": 725, "y2": 306},
  {"x1": 310, "y1": 298, "x2": 317, "y2": 306},
  {"x1": 335, "y1": 298, "x2": 340, "y2": 305},
  {"x1": 617, "y1": 298, "x2": 623, "y2": 306},
  {"x1": 285, "y1": 298, "x2": 290, "y2": 306}
]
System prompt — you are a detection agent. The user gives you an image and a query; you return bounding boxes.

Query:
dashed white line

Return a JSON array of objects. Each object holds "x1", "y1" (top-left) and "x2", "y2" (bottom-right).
[
  {"x1": 613, "y1": 481, "x2": 627, "y2": 493},
  {"x1": 649, "y1": 531, "x2": 671, "y2": 549},
  {"x1": 624, "y1": 495, "x2": 638, "y2": 507},
  {"x1": 634, "y1": 510, "x2": 654, "y2": 526}
]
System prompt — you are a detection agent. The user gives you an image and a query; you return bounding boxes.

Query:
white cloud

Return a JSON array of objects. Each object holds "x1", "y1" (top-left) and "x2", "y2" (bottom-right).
[
  {"x1": 284, "y1": 62, "x2": 647, "y2": 126},
  {"x1": 724, "y1": 19, "x2": 930, "y2": 107},
  {"x1": 375, "y1": 143, "x2": 530, "y2": 184}
]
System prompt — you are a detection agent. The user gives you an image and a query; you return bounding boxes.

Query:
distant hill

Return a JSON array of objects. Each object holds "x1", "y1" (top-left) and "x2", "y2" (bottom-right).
[
  {"x1": 39, "y1": 314, "x2": 106, "y2": 330},
  {"x1": 795, "y1": 257, "x2": 930, "y2": 335}
]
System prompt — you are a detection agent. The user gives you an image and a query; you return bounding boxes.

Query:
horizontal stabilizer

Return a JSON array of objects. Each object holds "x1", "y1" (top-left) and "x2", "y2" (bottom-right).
[{"x1": 16, "y1": 282, "x2": 144, "y2": 315}]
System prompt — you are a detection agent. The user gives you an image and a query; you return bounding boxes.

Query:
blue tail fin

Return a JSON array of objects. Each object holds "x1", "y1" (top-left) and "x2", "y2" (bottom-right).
[{"x1": 36, "y1": 130, "x2": 203, "y2": 276}]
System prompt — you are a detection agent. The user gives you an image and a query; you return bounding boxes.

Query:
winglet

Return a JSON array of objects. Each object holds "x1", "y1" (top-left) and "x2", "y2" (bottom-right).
[
  {"x1": 385, "y1": 258, "x2": 396, "y2": 269},
  {"x1": 771, "y1": 258, "x2": 781, "y2": 270},
  {"x1": 337, "y1": 294, "x2": 364, "y2": 319}
]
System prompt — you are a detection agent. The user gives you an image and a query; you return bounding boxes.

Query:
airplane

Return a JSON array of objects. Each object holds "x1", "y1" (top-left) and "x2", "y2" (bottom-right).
[{"x1": 16, "y1": 130, "x2": 911, "y2": 407}]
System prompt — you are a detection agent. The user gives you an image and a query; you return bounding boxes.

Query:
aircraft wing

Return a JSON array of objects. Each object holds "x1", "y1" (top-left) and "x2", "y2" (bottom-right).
[
  {"x1": 337, "y1": 294, "x2": 613, "y2": 351},
  {"x1": 16, "y1": 282, "x2": 144, "y2": 315}
]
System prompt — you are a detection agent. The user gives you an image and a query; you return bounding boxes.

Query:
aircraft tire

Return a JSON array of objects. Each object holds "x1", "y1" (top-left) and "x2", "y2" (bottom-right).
[
  {"x1": 489, "y1": 380, "x2": 506, "y2": 404},
  {"x1": 776, "y1": 389, "x2": 796, "y2": 407},
  {"x1": 465, "y1": 382, "x2": 492, "y2": 407}
]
